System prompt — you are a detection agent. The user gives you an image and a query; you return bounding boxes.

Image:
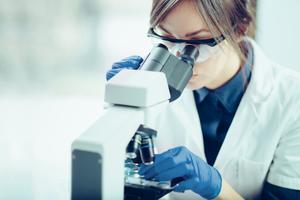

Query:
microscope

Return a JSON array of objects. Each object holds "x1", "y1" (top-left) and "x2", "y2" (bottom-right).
[{"x1": 71, "y1": 43, "x2": 199, "y2": 200}]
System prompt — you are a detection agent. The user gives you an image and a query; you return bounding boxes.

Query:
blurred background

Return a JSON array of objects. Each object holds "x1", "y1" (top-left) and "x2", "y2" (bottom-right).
[{"x1": 0, "y1": 0, "x2": 299, "y2": 199}]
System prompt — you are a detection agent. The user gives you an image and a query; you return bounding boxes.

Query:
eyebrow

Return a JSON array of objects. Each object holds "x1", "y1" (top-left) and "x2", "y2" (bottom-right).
[{"x1": 158, "y1": 25, "x2": 210, "y2": 37}]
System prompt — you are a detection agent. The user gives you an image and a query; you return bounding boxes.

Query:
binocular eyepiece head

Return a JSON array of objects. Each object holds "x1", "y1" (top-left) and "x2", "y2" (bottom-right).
[{"x1": 139, "y1": 43, "x2": 199, "y2": 102}]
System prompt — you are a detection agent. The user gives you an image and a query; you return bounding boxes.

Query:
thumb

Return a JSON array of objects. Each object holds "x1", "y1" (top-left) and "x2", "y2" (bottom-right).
[{"x1": 173, "y1": 178, "x2": 195, "y2": 193}]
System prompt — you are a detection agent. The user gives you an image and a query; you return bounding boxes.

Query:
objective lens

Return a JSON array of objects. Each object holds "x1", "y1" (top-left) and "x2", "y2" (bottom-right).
[
  {"x1": 139, "y1": 135, "x2": 154, "y2": 165},
  {"x1": 126, "y1": 134, "x2": 142, "y2": 159}
]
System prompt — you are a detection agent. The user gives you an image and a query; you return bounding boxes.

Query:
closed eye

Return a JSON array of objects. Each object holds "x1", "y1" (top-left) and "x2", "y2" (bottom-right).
[
  {"x1": 189, "y1": 35, "x2": 213, "y2": 40},
  {"x1": 157, "y1": 32, "x2": 175, "y2": 38}
]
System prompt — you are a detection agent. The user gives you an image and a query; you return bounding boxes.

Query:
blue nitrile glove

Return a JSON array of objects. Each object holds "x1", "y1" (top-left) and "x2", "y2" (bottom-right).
[
  {"x1": 106, "y1": 55, "x2": 143, "y2": 81},
  {"x1": 139, "y1": 146, "x2": 222, "y2": 199}
]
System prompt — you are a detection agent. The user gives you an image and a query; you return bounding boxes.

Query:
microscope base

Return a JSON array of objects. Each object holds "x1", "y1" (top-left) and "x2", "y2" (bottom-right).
[{"x1": 124, "y1": 184, "x2": 172, "y2": 200}]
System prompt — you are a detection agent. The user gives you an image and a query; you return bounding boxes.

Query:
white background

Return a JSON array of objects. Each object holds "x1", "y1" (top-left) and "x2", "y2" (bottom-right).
[
  {"x1": 256, "y1": 0, "x2": 300, "y2": 71},
  {"x1": 0, "y1": 0, "x2": 299, "y2": 199}
]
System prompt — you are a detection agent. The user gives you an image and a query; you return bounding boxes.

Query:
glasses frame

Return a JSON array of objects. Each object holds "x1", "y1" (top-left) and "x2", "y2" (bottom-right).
[{"x1": 147, "y1": 28, "x2": 225, "y2": 47}]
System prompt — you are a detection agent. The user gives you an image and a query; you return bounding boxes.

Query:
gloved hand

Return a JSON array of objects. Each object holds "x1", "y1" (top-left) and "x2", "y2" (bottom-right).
[
  {"x1": 139, "y1": 146, "x2": 222, "y2": 199},
  {"x1": 106, "y1": 56, "x2": 143, "y2": 81}
]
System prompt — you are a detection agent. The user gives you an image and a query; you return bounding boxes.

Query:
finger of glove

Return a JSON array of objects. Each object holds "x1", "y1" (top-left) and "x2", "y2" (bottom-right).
[
  {"x1": 122, "y1": 55, "x2": 143, "y2": 63},
  {"x1": 112, "y1": 56, "x2": 143, "y2": 70},
  {"x1": 138, "y1": 163, "x2": 154, "y2": 176},
  {"x1": 106, "y1": 56, "x2": 143, "y2": 80},
  {"x1": 143, "y1": 156, "x2": 189, "y2": 179},
  {"x1": 106, "y1": 63, "x2": 141, "y2": 80},
  {"x1": 106, "y1": 68, "x2": 122, "y2": 81},
  {"x1": 139, "y1": 157, "x2": 173, "y2": 178},
  {"x1": 142, "y1": 148, "x2": 190, "y2": 179},
  {"x1": 174, "y1": 177, "x2": 213, "y2": 198},
  {"x1": 139, "y1": 147, "x2": 183, "y2": 175},
  {"x1": 152, "y1": 162, "x2": 193, "y2": 181},
  {"x1": 173, "y1": 177, "x2": 199, "y2": 193}
]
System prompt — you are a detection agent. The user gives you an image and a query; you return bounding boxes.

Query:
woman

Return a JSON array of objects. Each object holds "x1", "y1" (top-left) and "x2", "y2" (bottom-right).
[{"x1": 106, "y1": 0, "x2": 300, "y2": 199}]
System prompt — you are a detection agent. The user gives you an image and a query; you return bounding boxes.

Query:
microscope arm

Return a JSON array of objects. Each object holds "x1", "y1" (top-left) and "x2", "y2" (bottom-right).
[
  {"x1": 71, "y1": 105, "x2": 144, "y2": 200},
  {"x1": 71, "y1": 69, "x2": 170, "y2": 200}
]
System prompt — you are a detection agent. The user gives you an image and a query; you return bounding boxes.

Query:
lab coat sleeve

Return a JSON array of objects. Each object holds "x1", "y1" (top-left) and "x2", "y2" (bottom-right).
[{"x1": 266, "y1": 110, "x2": 300, "y2": 190}]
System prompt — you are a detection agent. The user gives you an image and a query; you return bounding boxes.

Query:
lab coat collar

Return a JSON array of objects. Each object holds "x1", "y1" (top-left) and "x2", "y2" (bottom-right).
[
  {"x1": 193, "y1": 58, "x2": 252, "y2": 114},
  {"x1": 213, "y1": 40, "x2": 253, "y2": 113},
  {"x1": 193, "y1": 38, "x2": 272, "y2": 114},
  {"x1": 214, "y1": 39, "x2": 275, "y2": 170},
  {"x1": 244, "y1": 38, "x2": 274, "y2": 104}
]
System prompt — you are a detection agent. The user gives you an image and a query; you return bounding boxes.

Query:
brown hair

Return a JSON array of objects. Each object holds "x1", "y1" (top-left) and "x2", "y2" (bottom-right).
[{"x1": 150, "y1": 0, "x2": 256, "y2": 61}]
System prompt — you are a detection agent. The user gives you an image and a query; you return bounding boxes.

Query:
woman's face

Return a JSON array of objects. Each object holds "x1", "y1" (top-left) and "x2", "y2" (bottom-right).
[{"x1": 157, "y1": 0, "x2": 241, "y2": 90}]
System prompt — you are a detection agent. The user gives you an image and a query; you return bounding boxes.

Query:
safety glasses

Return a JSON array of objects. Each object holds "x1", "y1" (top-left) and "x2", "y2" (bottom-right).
[{"x1": 147, "y1": 27, "x2": 225, "y2": 63}]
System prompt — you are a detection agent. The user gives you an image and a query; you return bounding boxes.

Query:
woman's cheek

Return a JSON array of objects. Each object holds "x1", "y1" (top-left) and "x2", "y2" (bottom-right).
[
  {"x1": 187, "y1": 75, "x2": 204, "y2": 90},
  {"x1": 187, "y1": 63, "x2": 223, "y2": 89}
]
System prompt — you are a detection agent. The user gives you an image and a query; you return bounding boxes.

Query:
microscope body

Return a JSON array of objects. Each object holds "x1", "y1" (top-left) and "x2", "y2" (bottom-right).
[
  {"x1": 71, "y1": 69, "x2": 170, "y2": 200},
  {"x1": 71, "y1": 44, "x2": 199, "y2": 200}
]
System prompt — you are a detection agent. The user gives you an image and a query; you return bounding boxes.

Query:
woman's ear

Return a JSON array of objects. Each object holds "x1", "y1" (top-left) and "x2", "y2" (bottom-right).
[{"x1": 234, "y1": 17, "x2": 251, "y2": 38}]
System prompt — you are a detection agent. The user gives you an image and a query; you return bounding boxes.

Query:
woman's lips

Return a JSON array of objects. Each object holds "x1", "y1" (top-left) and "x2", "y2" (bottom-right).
[
  {"x1": 192, "y1": 69, "x2": 199, "y2": 76},
  {"x1": 189, "y1": 74, "x2": 199, "y2": 82}
]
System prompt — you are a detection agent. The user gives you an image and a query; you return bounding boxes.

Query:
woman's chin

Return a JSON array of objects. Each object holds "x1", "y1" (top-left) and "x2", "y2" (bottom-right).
[
  {"x1": 186, "y1": 84, "x2": 193, "y2": 90},
  {"x1": 187, "y1": 80, "x2": 204, "y2": 90}
]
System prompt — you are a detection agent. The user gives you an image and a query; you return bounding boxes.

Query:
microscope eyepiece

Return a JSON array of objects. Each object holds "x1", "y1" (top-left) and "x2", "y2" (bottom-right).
[
  {"x1": 180, "y1": 45, "x2": 199, "y2": 66},
  {"x1": 155, "y1": 43, "x2": 168, "y2": 50}
]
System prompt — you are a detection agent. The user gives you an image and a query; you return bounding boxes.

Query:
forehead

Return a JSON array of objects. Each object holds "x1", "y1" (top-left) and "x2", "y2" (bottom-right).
[{"x1": 159, "y1": 0, "x2": 210, "y2": 36}]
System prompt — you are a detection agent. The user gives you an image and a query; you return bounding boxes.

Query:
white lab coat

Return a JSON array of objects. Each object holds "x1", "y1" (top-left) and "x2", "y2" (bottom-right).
[{"x1": 154, "y1": 39, "x2": 300, "y2": 199}]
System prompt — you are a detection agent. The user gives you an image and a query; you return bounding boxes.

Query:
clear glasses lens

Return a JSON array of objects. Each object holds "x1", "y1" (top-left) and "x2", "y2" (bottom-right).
[
  {"x1": 196, "y1": 44, "x2": 220, "y2": 63},
  {"x1": 150, "y1": 38, "x2": 220, "y2": 63}
]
